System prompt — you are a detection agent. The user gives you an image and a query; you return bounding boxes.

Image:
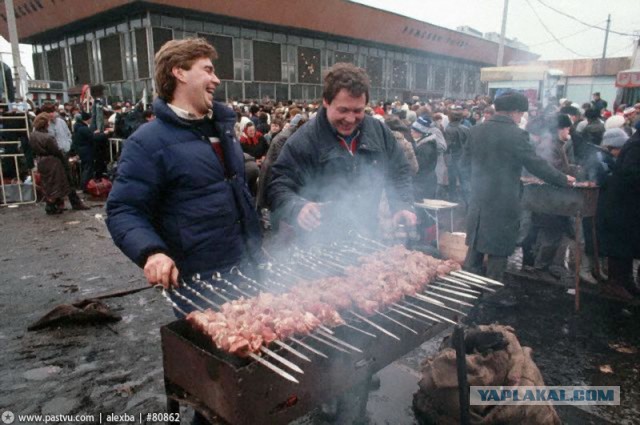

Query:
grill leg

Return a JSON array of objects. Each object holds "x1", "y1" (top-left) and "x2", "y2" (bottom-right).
[
  {"x1": 574, "y1": 213, "x2": 582, "y2": 312},
  {"x1": 453, "y1": 325, "x2": 470, "y2": 425},
  {"x1": 591, "y1": 215, "x2": 601, "y2": 279}
]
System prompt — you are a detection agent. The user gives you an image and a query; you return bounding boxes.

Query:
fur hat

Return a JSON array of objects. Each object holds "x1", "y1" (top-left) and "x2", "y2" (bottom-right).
[
  {"x1": 601, "y1": 128, "x2": 628, "y2": 149},
  {"x1": 494, "y1": 91, "x2": 529, "y2": 112},
  {"x1": 604, "y1": 115, "x2": 625, "y2": 130}
]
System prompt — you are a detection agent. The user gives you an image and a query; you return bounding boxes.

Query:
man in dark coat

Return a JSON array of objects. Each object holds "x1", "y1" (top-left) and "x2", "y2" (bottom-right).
[
  {"x1": 106, "y1": 38, "x2": 261, "y2": 289},
  {"x1": 411, "y1": 115, "x2": 438, "y2": 201},
  {"x1": 444, "y1": 109, "x2": 471, "y2": 203},
  {"x1": 462, "y1": 92, "x2": 575, "y2": 281},
  {"x1": 599, "y1": 127, "x2": 640, "y2": 298},
  {"x1": 268, "y1": 63, "x2": 415, "y2": 241},
  {"x1": 70, "y1": 112, "x2": 95, "y2": 189}
]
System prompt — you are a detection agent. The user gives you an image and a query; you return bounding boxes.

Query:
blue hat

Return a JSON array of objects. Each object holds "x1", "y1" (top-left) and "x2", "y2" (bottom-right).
[{"x1": 411, "y1": 116, "x2": 432, "y2": 135}]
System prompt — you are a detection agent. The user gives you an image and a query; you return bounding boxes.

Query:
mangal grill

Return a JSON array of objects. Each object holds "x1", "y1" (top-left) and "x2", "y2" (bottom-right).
[
  {"x1": 521, "y1": 178, "x2": 600, "y2": 311},
  {"x1": 159, "y1": 234, "x2": 503, "y2": 424}
]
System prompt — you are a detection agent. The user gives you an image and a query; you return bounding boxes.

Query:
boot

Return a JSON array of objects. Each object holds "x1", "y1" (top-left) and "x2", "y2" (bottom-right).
[
  {"x1": 580, "y1": 254, "x2": 598, "y2": 285},
  {"x1": 68, "y1": 191, "x2": 90, "y2": 210},
  {"x1": 45, "y1": 199, "x2": 63, "y2": 215}
]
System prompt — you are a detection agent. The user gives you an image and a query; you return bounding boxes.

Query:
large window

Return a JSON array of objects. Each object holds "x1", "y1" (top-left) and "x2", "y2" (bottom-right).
[
  {"x1": 46, "y1": 48, "x2": 64, "y2": 81},
  {"x1": 135, "y1": 29, "x2": 150, "y2": 79},
  {"x1": 392, "y1": 60, "x2": 407, "y2": 89},
  {"x1": 451, "y1": 68, "x2": 462, "y2": 93},
  {"x1": 100, "y1": 35, "x2": 124, "y2": 81},
  {"x1": 152, "y1": 28, "x2": 173, "y2": 54},
  {"x1": 199, "y1": 33, "x2": 233, "y2": 80},
  {"x1": 297, "y1": 47, "x2": 320, "y2": 84},
  {"x1": 434, "y1": 65, "x2": 446, "y2": 91},
  {"x1": 415, "y1": 63, "x2": 429, "y2": 90},
  {"x1": 32, "y1": 52, "x2": 45, "y2": 80},
  {"x1": 252, "y1": 41, "x2": 281, "y2": 82},
  {"x1": 366, "y1": 56, "x2": 383, "y2": 87},
  {"x1": 71, "y1": 42, "x2": 91, "y2": 85}
]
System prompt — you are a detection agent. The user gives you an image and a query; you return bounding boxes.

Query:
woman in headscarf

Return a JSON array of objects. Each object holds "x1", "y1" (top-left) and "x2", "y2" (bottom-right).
[{"x1": 239, "y1": 122, "x2": 269, "y2": 165}]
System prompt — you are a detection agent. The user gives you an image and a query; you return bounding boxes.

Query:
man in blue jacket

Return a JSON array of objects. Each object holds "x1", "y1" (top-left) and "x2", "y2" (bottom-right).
[{"x1": 106, "y1": 38, "x2": 261, "y2": 289}]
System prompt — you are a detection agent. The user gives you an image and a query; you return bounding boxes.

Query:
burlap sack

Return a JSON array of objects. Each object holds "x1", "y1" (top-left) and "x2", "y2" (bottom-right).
[{"x1": 413, "y1": 324, "x2": 561, "y2": 425}]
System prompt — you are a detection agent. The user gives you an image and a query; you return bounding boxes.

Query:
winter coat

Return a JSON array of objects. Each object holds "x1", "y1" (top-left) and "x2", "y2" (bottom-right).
[
  {"x1": 106, "y1": 98, "x2": 261, "y2": 278},
  {"x1": 256, "y1": 124, "x2": 298, "y2": 210},
  {"x1": 240, "y1": 131, "x2": 269, "y2": 160},
  {"x1": 71, "y1": 121, "x2": 94, "y2": 165},
  {"x1": 29, "y1": 130, "x2": 70, "y2": 199},
  {"x1": 413, "y1": 133, "x2": 438, "y2": 201},
  {"x1": 599, "y1": 132, "x2": 640, "y2": 259},
  {"x1": 268, "y1": 107, "x2": 413, "y2": 237},
  {"x1": 444, "y1": 121, "x2": 470, "y2": 159},
  {"x1": 462, "y1": 115, "x2": 568, "y2": 256},
  {"x1": 581, "y1": 120, "x2": 605, "y2": 146},
  {"x1": 392, "y1": 131, "x2": 419, "y2": 175}
]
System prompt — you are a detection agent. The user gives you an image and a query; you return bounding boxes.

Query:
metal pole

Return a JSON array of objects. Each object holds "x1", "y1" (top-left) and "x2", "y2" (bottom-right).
[
  {"x1": 602, "y1": 14, "x2": 611, "y2": 59},
  {"x1": 453, "y1": 325, "x2": 470, "y2": 425},
  {"x1": 4, "y1": 0, "x2": 22, "y2": 100},
  {"x1": 497, "y1": 0, "x2": 509, "y2": 66}
]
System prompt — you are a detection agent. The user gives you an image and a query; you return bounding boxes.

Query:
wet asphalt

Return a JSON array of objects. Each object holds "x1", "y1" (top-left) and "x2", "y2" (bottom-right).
[{"x1": 0, "y1": 201, "x2": 638, "y2": 424}]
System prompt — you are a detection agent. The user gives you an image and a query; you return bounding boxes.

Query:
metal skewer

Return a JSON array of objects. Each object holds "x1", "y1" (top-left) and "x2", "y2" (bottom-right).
[
  {"x1": 169, "y1": 288, "x2": 205, "y2": 312},
  {"x1": 349, "y1": 311, "x2": 400, "y2": 341},
  {"x1": 423, "y1": 290, "x2": 474, "y2": 307},
  {"x1": 448, "y1": 271, "x2": 488, "y2": 285},
  {"x1": 392, "y1": 304, "x2": 441, "y2": 322},
  {"x1": 344, "y1": 323, "x2": 377, "y2": 338},
  {"x1": 407, "y1": 295, "x2": 468, "y2": 317},
  {"x1": 433, "y1": 281, "x2": 481, "y2": 295},
  {"x1": 316, "y1": 330, "x2": 363, "y2": 353},
  {"x1": 410, "y1": 293, "x2": 446, "y2": 306},
  {"x1": 441, "y1": 275, "x2": 496, "y2": 293},
  {"x1": 289, "y1": 336, "x2": 329, "y2": 359},
  {"x1": 429, "y1": 285, "x2": 478, "y2": 299},
  {"x1": 260, "y1": 346, "x2": 304, "y2": 374},
  {"x1": 273, "y1": 340, "x2": 312, "y2": 363},
  {"x1": 213, "y1": 272, "x2": 254, "y2": 298},
  {"x1": 181, "y1": 281, "x2": 222, "y2": 309},
  {"x1": 248, "y1": 353, "x2": 299, "y2": 384},
  {"x1": 388, "y1": 307, "x2": 414, "y2": 318},
  {"x1": 160, "y1": 288, "x2": 188, "y2": 317},
  {"x1": 318, "y1": 325, "x2": 334, "y2": 335},
  {"x1": 307, "y1": 333, "x2": 351, "y2": 354},
  {"x1": 402, "y1": 301, "x2": 458, "y2": 325},
  {"x1": 228, "y1": 267, "x2": 271, "y2": 291},
  {"x1": 454, "y1": 270, "x2": 504, "y2": 286},
  {"x1": 374, "y1": 310, "x2": 418, "y2": 334},
  {"x1": 192, "y1": 276, "x2": 234, "y2": 304},
  {"x1": 438, "y1": 275, "x2": 472, "y2": 288}
]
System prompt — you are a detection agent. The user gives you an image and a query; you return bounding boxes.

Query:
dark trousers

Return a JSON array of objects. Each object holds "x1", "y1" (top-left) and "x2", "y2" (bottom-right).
[{"x1": 463, "y1": 246, "x2": 508, "y2": 281}]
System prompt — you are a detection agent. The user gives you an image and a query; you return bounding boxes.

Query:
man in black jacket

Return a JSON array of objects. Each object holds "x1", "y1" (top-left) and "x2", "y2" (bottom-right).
[
  {"x1": 462, "y1": 92, "x2": 575, "y2": 281},
  {"x1": 268, "y1": 63, "x2": 416, "y2": 240}
]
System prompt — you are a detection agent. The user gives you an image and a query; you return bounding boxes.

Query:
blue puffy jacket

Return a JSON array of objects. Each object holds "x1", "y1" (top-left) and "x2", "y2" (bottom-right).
[{"x1": 106, "y1": 98, "x2": 261, "y2": 278}]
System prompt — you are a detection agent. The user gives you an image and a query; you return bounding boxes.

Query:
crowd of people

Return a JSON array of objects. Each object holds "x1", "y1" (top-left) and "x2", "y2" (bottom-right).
[{"x1": 14, "y1": 37, "x2": 638, "y2": 307}]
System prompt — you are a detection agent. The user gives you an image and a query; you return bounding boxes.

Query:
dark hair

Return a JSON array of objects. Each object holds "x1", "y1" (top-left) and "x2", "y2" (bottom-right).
[
  {"x1": 143, "y1": 110, "x2": 154, "y2": 120},
  {"x1": 585, "y1": 108, "x2": 600, "y2": 120},
  {"x1": 322, "y1": 63, "x2": 370, "y2": 104},
  {"x1": 40, "y1": 103, "x2": 56, "y2": 113},
  {"x1": 559, "y1": 106, "x2": 579, "y2": 116},
  {"x1": 154, "y1": 38, "x2": 218, "y2": 102}
]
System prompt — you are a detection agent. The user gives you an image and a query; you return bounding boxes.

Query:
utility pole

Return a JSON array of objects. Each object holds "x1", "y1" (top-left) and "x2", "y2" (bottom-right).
[
  {"x1": 4, "y1": 0, "x2": 23, "y2": 100},
  {"x1": 602, "y1": 14, "x2": 611, "y2": 59},
  {"x1": 497, "y1": 0, "x2": 509, "y2": 66}
]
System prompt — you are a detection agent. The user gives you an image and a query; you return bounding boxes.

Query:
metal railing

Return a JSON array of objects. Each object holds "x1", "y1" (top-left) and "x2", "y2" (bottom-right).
[{"x1": 0, "y1": 110, "x2": 36, "y2": 206}]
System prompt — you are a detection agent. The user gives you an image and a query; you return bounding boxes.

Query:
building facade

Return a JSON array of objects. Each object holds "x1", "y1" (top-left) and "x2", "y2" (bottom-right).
[{"x1": 3, "y1": 0, "x2": 538, "y2": 103}]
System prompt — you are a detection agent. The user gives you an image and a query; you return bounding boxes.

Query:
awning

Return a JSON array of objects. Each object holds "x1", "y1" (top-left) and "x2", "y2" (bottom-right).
[
  {"x1": 480, "y1": 65, "x2": 549, "y2": 82},
  {"x1": 615, "y1": 69, "x2": 640, "y2": 88}
]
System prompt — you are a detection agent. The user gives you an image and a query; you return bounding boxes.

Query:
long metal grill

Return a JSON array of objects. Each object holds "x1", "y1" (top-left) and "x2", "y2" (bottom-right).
[{"x1": 159, "y1": 234, "x2": 503, "y2": 384}]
